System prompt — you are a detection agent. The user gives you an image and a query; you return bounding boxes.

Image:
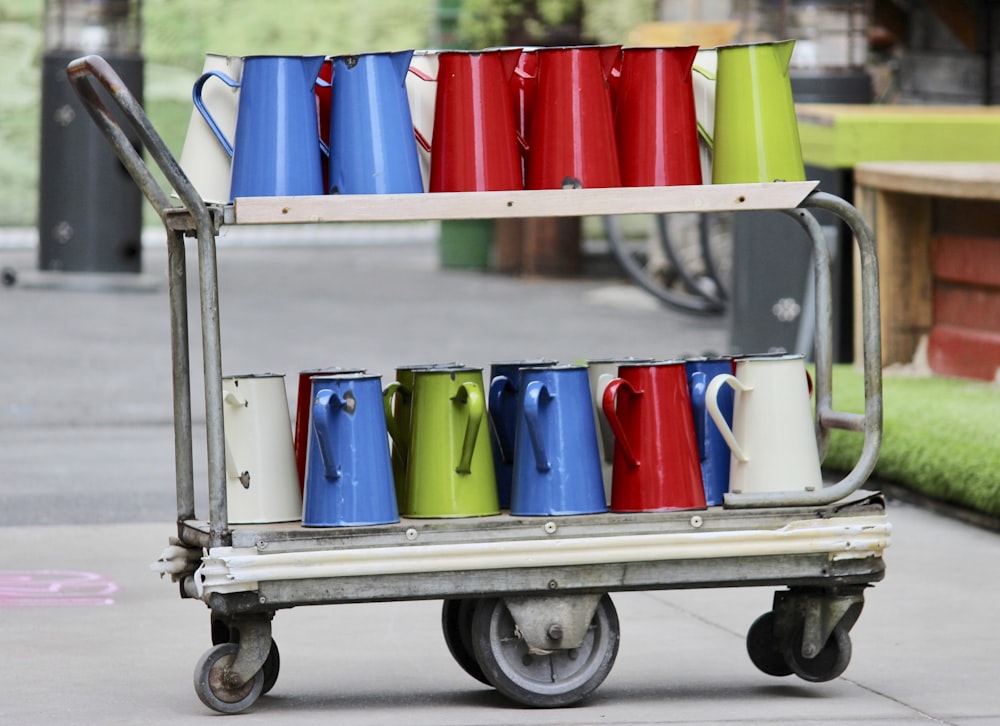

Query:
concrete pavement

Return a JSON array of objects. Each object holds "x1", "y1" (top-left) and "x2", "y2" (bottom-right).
[{"x1": 1, "y1": 239, "x2": 998, "y2": 724}]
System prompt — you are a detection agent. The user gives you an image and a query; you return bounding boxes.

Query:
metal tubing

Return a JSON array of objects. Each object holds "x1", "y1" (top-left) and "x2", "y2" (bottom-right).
[
  {"x1": 67, "y1": 55, "x2": 230, "y2": 545},
  {"x1": 783, "y1": 209, "x2": 834, "y2": 460},
  {"x1": 167, "y1": 228, "x2": 195, "y2": 524},
  {"x1": 724, "y1": 192, "x2": 882, "y2": 508}
]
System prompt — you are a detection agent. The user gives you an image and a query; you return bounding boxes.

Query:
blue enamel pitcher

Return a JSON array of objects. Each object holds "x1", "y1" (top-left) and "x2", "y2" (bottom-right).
[
  {"x1": 686, "y1": 357, "x2": 736, "y2": 506},
  {"x1": 509, "y1": 365, "x2": 607, "y2": 516},
  {"x1": 328, "y1": 51, "x2": 424, "y2": 195},
  {"x1": 193, "y1": 55, "x2": 326, "y2": 199},
  {"x1": 302, "y1": 373, "x2": 399, "y2": 527},
  {"x1": 487, "y1": 359, "x2": 557, "y2": 509}
]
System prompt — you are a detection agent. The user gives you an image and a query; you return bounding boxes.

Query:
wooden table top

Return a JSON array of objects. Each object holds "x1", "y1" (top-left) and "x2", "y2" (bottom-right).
[{"x1": 853, "y1": 161, "x2": 1000, "y2": 200}]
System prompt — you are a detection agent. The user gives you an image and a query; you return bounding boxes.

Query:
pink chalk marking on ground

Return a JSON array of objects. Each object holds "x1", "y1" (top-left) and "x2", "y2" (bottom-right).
[{"x1": 0, "y1": 570, "x2": 119, "y2": 607}]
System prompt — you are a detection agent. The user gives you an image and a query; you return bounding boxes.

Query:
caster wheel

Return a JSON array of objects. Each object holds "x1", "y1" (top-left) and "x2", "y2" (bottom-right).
[
  {"x1": 211, "y1": 617, "x2": 279, "y2": 695},
  {"x1": 441, "y1": 599, "x2": 489, "y2": 685},
  {"x1": 783, "y1": 621, "x2": 852, "y2": 683},
  {"x1": 260, "y1": 640, "x2": 280, "y2": 695},
  {"x1": 746, "y1": 611, "x2": 792, "y2": 677},
  {"x1": 1, "y1": 267, "x2": 16, "y2": 287},
  {"x1": 470, "y1": 594, "x2": 620, "y2": 708},
  {"x1": 193, "y1": 643, "x2": 265, "y2": 714}
]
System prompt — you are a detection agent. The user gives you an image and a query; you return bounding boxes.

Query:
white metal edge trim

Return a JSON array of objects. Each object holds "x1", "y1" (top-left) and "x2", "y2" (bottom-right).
[{"x1": 194, "y1": 515, "x2": 891, "y2": 597}]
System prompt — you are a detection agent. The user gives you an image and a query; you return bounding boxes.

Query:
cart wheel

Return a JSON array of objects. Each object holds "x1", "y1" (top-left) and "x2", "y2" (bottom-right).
[
  {"x1": 746, "y1": 611, "x2": 793, "y2": 677},
  {"x1": 470, "y1": 594, "x2": 620, "y2": 708},
  {"x1": 193, "y1": 643, "x2": 265, "y2": 714},
  {"x1": 783, "y1": 621, "x2": 852, "y2": 683},
  {"x1": 441, "y1": 599, "x2": 489, "y2": 685},
  {"x1": 210, "y1": 617, "x2": 280, "y2": 695},
  {"x1": 260, "y1": 640, "x2": 280, "y2": 695}
]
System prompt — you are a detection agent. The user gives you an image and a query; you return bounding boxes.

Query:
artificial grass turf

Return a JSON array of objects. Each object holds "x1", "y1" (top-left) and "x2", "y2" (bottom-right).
[{"x1": 822, "y1": 364, "x2": 1000, "y2": 517}]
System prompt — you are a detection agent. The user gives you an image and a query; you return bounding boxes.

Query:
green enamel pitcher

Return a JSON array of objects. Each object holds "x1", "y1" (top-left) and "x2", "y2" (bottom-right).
[
  {"x1": 711, "y1": 40, "x2": 805, "y2": 184},
  {"x1": 402, "y1": 366, "x2": 500, "y2": 518},
  {"x1": 383, "y1": 362, "x2": 462, "y2": 504}
]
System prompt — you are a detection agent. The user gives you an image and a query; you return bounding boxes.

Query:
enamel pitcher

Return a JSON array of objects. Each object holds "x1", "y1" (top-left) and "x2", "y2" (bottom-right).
[
  {"x1": 586, "y1": 356, "x2": 655, "y2": 503},
  {"x1": 178, "y1": 53, "x2": 242, "y2": 204},
  {"x1": 705, "y1": 354, "x2": 822, "y2": 495},
  {"x1": 421, "y1": 49, "x2": 524, "y2": 192},
  {"x1": 401, "y1": 367, "x2": 499, "y2": 518},
  {"x1": 711, "y1": 41, "x2": 805, "y2": 184},
  {"x1": 382, "y1": 362, "x2": 462, "y2": 505},
  {"x1": 302, "y1": 373, "x2": 399, "y2": 527},
  {"x1": 508, "y1": 365, "x2": 607, "y2": 516},
  {"x1": 602, "y1": 361, "x2": 706, "y2": 512},
  {"x1": 327, "y1": 51, "x2": 424, "y2": 195},
  {"x1": 614, "y1": 46, "x2": 702, "y2": 187},
  {"x1": 293, "y1": 366, "x2": 365, "y2": 492},
  {"x1": 406, "y1": 50, "x2": 442, "y2": 191},
  {"x1": 525, "y1": 45, "x2": 622, "y2": 190},
  {"x1": 488, "y1": 358, "x2": 558, "y2": 510},
  {"x1": 685, "y1": 356, "x2": 736, "y2": 506},
  {"x1": 222, "y1": 374, "x2": 302, "y2": 524},
  {"x1": 194, "y1": 54, "x2": 327, "y2": 199}
]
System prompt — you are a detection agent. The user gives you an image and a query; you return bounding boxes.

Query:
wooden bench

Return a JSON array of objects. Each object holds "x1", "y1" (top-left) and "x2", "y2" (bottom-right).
[{"x1": 853, "y1": 161, "x2": 1000, "y2": 380}]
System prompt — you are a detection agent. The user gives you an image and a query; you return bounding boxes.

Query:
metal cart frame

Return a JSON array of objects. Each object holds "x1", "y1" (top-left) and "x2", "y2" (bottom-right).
[{"x1": 68, "y1": 55, "x2": 889, "y2": 713}]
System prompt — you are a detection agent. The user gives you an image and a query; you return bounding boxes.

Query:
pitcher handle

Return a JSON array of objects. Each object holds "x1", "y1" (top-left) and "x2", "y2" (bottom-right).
[
  {"x1": 601, "y1": 378, "x2": 641, "y2": 468},
  {"x1": 689, "y1": 371, "x2": 708, "y2": 462},
  {"x1": 453, "y1": 382, "x2": 484, "y2": 474},
  {"x1": 192, "y1": 70, "x2": 239, "y2": 158},
  {"x1": 382, "y1": 382, "x2": 407, "y2": 455},
  {"x1": 488, "y1": 375, "x2": 515, "y2": 465},
  {"x1": 522, "y1": 380, "x2": 552, "y2": 473},
  {"x1": 312, "y1": 389, "x2": 354, "y2": 480},
  {"x1": 706, "y1": 374, "x2": 750, "y2": 462}
]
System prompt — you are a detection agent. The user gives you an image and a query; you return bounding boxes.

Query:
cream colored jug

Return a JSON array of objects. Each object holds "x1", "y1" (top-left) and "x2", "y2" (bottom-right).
[
  {"x1": 178, "y1": 53, "x2": 242, "y2": 203},
  {"x1": 222, "y1": 374, "x2": 302, "y2": 524},
  {"x1": 705, "y1": 354, "x2": 822, "y2": 495}
]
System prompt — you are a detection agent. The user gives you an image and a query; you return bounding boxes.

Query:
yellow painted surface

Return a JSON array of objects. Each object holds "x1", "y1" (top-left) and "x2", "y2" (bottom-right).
[{"x1": 796, "y1": 104, "x2": 1000, "y2": 168}]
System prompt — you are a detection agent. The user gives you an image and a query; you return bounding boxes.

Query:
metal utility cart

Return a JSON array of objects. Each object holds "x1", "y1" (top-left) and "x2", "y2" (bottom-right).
[{"x1": 69, "y1": 55, "x2": 890, "y2": 714}]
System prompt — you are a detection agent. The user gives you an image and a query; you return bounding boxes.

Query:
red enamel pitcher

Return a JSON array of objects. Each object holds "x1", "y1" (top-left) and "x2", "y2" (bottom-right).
[
  {"x1": 524, "y1": 45, "x2": 622, "y2": 190},
  {"x1": 602, "y1": 360, "x2": 706, "y2": 512},
  {"x1": 424, "y1": 49, "x2": 524, "y2": 192},
  {"x1": 614, "y1": 46, "x2": 702, "y2": 187}
]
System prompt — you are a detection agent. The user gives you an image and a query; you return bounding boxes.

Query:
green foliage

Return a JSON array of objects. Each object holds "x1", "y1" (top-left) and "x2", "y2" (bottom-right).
[
  {"x1": 457, "y1": 0, "x2": 656, "y2": 47},
  {"x1": 823, "y1": 365, "x2": 1000, "y2": 517}
]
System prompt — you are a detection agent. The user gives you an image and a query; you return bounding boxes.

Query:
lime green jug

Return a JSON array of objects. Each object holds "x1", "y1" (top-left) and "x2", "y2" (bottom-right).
[
  {"x1": 711, "y1": 40, "x2": 805, "y2": 184},
  {"x1": 403, "y1": 367, "x2": 500, "y2": 518},
  {"x1": 383, "y1": 362, "x2": 461, "y2": 505}
]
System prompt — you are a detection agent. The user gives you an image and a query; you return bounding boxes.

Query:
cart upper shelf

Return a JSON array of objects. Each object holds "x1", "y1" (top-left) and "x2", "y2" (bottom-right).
[{"x1": 225, "y1": 181, "x2": 820, "y2": 225}]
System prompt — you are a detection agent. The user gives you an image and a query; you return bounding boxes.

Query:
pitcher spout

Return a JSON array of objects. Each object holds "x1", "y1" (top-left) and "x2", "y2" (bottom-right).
[
  {"x1": 774, "y1": 39, "x2": 796, "y2": 75},
  {"x1": 390, "y1": 49, "x2": 416, "y2": 84}
]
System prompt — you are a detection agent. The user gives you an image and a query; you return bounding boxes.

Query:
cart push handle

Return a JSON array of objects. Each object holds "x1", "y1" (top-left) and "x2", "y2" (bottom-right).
[
  {"x1": 68, "y1": 55, "x2": 230, "y2": 545},
  {"x1": 67, "y1": 55, "x2": 211, "y2": 228}
]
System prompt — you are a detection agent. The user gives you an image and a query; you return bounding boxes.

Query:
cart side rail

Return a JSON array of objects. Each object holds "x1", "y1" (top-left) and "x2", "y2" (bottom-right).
[{"x1": 723, "y1": 192, "x2": 882, "y2": 508}]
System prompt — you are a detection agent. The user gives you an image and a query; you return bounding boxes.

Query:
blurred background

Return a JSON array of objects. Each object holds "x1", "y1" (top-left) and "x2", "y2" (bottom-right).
[{"x1": 1, "y1": 0, "x2": 997, "y2": 228}]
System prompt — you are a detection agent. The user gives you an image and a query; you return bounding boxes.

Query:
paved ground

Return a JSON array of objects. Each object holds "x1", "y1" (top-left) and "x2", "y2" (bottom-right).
[{"x1": 1, "y1": 240, "x2": 998, "y2": 724}]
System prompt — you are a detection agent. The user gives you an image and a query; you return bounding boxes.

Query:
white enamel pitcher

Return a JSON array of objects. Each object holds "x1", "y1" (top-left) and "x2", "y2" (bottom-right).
[
  {"x1": 178, "y1": 53, "x2": 242, "y2": 204},
  {"x1": 222, "y1": 373, "x2": 302, "y2": 524},
  {"x1": 406, "y1": 49, "x2": 441, "y2": 192},
  {"x1": 705, "y1": 354, "x2": 822, "y2": 495}
]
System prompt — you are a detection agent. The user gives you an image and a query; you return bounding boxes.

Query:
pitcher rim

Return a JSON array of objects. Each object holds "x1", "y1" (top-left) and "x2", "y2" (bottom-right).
[{"x1": 223, "y1": 372, "x2": 284, "y2": 380}]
